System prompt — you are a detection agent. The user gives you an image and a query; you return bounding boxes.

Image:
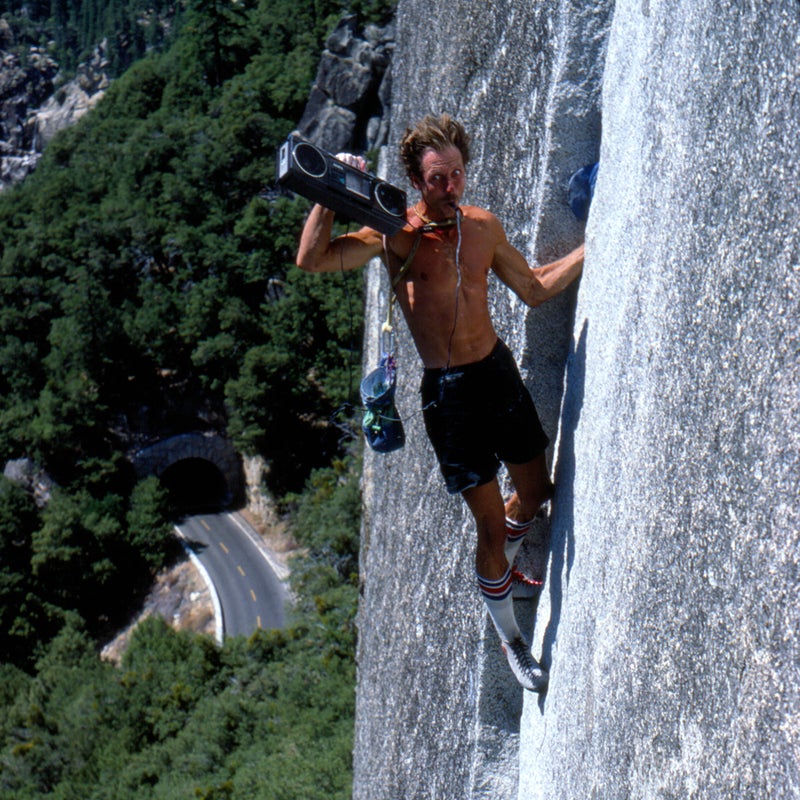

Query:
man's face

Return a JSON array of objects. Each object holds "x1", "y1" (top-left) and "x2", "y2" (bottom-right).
[{"x1": 412, "y1": 146, "x2": 466, "y2": 218}]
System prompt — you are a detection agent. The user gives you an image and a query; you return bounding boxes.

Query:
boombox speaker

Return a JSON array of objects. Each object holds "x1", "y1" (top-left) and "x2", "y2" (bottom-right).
[{"x1": 276, "y1": 134, "x2": 407, "y2": 235}]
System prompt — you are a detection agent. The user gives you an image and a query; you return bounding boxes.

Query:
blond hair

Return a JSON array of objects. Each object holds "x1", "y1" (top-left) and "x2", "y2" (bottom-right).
[{"x1": 399, "y1": 114, "x2": 471, "y2": 183}]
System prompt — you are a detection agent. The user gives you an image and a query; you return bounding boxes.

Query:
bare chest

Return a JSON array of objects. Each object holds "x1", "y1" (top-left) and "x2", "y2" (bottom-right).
[{"x1": 387, "y1": 224, "x2": 494, "y2": 298}]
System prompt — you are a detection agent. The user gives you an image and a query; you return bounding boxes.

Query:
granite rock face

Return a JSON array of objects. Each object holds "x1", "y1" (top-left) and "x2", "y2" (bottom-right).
[
  {"x1": 0, "y1": 27, "x2": 58, "y2": 190},
  {"x1": 0, "y1": 34, "x2": 111, "y2": 191},
  {"x1": 522, "y1": 2, "x2": 800, "y2": 797},
  {"x1": 296, "y1": 15, "x2": 393, "y2": 153},
  {"x1": 33, "y1": 40, "x2": 111, "y2": 149},
  {"x1": 354, "y1": 0, "x2": 799, "y2": 798}
]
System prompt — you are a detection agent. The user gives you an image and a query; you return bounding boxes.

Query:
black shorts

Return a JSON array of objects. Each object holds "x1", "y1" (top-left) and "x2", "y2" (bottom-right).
[{"x1": 420, "y1": 339, "x2": 550, "y2": 494}]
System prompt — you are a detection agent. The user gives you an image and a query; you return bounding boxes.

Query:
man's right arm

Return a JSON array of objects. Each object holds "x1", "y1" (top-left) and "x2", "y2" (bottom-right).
[{"x1": 296, "y1": 204, "x2": 384, "y2": 273}]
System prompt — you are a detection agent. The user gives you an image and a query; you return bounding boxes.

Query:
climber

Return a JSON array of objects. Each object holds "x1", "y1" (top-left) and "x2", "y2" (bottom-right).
[{"x1": 295, "y1": 114, "x2": 584, "y2": 692}]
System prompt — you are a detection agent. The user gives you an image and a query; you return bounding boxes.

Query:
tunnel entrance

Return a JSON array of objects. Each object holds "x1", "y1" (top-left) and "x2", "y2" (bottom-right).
[
  {"x1": 159, "y1": 457, "x2": 230, "y2": 513},
  {"x1": 131, "y1": 432, "x2": 245, "y2": 512}
]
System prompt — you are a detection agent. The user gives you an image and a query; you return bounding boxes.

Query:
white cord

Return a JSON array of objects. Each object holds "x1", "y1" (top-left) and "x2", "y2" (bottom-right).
[{"x1": 443, "y1": 207, "x2": 463, "y2": 373}]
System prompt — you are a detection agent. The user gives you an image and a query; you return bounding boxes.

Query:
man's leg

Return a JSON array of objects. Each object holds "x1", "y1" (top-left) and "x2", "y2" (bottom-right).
[
  {"x1": 463, "y1": 477, "x2": 508, "y2": 581},
  {"x1": 463, "y1": 478, "x2": 548, "y2": 692},
  {"x1": 463, "y1": 477, "x2": 520, "y2": 641},
  {"x1": 503, "y1": 453, "x2": 554, "y2": 565},
  {"x1": 505, "y1": 452, "x2": 554, "y2": 523}
]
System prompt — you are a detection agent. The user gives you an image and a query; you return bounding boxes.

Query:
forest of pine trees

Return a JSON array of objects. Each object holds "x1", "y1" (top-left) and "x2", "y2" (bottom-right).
[{"x1": 0, "y1": 0, "x2": 394, "y2": 795}]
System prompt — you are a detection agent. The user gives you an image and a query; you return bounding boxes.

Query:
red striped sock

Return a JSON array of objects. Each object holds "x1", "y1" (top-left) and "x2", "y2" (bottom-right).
[
  {"x1": 477, "y1": 567, "x2": 520, "y2": 642},
  {"x1": 504, "y1": 516, "x2": 534, "y2": 565}
]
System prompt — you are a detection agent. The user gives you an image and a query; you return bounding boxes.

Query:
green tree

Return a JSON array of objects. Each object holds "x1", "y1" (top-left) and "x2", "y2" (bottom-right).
[
  {"x1": 31, "y1": 489, "x2": 123, "y2": 612},
  {"x1": 0, "y1": 477, "x2": 41, "y2": 667},
  {"x1": 0, "y1": 455, "x2": 363, "y2": 798},
  {"x1": 0, "y1": 3, "x2": 373, "y2": 792},
  {"x1": 126, "y1": 475, "x2": 176, "y2": 572},
  {"x1": 0, "y1": 621, "x2": 111, "y2": 799},
  {"x1": 179, "y1": 0, "x2": 254, "y2": 88}
]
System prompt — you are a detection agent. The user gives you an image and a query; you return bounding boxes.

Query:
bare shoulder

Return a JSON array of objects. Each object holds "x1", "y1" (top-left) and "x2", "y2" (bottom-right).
[
  {"x1": 461, "y1": 204, "x2": 498, "y2": 223},
  {"x1": 381, "y1": 216, "x2": 419, "y2": 267},
  {"x1": 461, "y1": 205, "x2": 506, "y2": 237}
]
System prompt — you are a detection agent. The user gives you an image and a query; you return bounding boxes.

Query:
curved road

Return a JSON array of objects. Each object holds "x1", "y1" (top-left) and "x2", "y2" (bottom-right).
[{"x1": 176, "y1": 512, "x2": 288, "y2": 640}]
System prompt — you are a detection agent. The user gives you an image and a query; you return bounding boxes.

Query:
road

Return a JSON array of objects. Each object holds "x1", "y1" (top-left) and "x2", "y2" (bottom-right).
[{"x1": 176, "y1": 512, "x2": 288, "y2": 639}]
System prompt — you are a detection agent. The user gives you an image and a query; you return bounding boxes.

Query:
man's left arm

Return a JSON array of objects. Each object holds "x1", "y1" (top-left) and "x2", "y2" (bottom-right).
[{"x1": 492, "y1": 234, "x2": 584, "y2": 308}]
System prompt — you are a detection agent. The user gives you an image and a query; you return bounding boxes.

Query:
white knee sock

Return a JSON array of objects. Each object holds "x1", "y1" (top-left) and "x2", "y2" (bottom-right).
[
  {"x1": 504, "y1": 516, "x2": 535, "y2": 565},
  {"x1": 477, "y1": 567, "x2": 521, "y2": 642}
]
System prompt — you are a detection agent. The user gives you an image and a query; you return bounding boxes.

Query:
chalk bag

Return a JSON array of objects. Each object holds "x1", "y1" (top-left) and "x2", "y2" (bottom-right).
[{"x1": 360, "y1": 362, "x2": 405, "y2": 454}]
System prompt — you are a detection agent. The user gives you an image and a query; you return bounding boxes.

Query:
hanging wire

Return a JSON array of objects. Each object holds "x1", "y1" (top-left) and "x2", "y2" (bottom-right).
[
  {"x1": 443, "y1": 207, "x2": 463, "y2": 372},
  {"x1": 328, "y1": 222, "x2": 362, "y2": 438}
]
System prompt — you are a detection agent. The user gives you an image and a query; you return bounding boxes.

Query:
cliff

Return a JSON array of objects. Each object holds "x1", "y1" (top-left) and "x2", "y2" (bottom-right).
[
  {"x1": 354, "y1": 1, "x2": 799, "y2": 798},
  {"x1": 0, "y1": 29, "x2": 111, "y2": 191}
]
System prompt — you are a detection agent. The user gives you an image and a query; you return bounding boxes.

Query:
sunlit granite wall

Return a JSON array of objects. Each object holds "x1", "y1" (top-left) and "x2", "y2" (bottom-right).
[{"x1": 354, "y1": 1, "x2": 799, "y2": 797}]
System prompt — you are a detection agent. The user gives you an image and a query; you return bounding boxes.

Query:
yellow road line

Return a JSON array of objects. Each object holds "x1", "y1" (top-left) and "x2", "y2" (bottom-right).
[
  {"x1": 219, "y1": 542, "x2": 229, "y2": 554},
  {"x1": 237, "y1": 565, "x2": 246, "y2": 577}
]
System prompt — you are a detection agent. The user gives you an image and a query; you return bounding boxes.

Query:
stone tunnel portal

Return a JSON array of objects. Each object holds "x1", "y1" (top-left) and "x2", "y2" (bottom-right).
[{"x1": 132, "y1": 433, "x2": 244, "y2": 512}]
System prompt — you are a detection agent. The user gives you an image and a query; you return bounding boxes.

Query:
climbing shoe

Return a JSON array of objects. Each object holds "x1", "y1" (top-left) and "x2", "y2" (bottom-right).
[{"x1": 501, "y1": 636, "x2": 549, "y2": 693}]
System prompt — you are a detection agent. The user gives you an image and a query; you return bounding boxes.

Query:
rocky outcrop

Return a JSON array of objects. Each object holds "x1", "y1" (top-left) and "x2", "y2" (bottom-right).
[
  {"x1": 0, "y1": 27, "x2": 111, "y2": 192},
  {"x1": 3, "y1": 458, "x2": 55, "y2": 507},
  {"x1": 296, "y1": 15, "x2": 393, "y2": 153},
  {"x1": 33, "y1": 39, "x2": 111, "y2": 148},
  {"x1": 354, "y1": 1, "x2": 608, "y2": 795},
  {"x1": 353, "y1": 0, "x2": 799, "y2": 798},
  {"x1": 0, "y1": 19, "x2": 58, "y2": 189}
]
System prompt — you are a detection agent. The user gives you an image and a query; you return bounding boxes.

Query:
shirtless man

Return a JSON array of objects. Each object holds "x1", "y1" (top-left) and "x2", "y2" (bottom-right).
[{"x1": 296, "y1": 114, "x2": 584, "y2": 692}]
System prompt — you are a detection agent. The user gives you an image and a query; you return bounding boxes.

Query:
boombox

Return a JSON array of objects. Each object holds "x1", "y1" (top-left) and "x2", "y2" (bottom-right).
[{"x1": 276, "y1": 134, "x2": 408, "y2": 235}]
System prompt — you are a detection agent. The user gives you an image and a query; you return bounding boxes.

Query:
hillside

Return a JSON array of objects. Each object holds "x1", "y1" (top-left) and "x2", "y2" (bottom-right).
[{"x1": 0, "y1": 2, "x2": 389, "y2": 797}]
